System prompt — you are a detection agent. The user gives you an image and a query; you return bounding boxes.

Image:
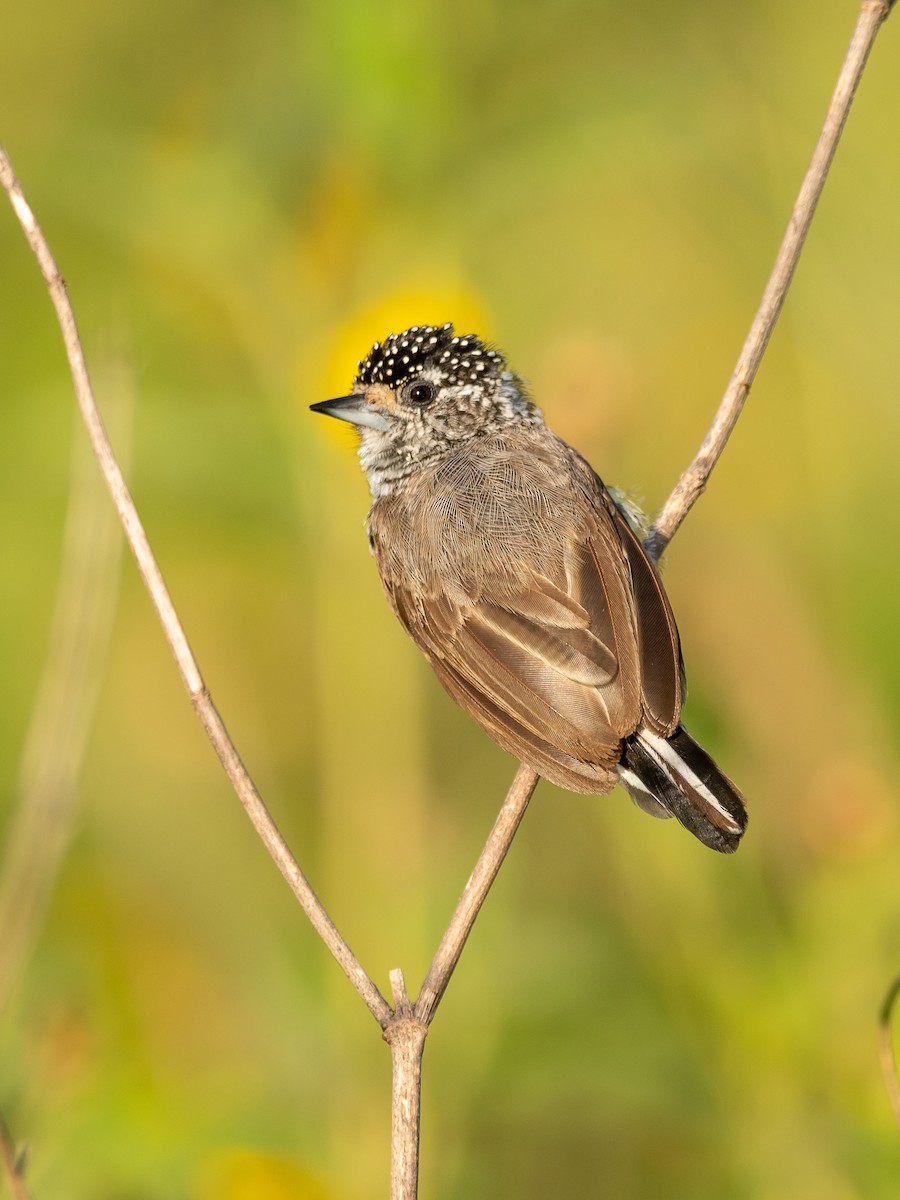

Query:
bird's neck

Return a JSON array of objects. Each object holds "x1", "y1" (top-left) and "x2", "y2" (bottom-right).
[{"x1": 357, "y1": 431, "x2": 451, "y2": 499}]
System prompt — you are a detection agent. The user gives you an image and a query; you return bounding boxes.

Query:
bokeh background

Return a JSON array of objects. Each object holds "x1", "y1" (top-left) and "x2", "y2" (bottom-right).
[{"x1": 2, "y1": 1, "x2": 900, "y2": 1196}]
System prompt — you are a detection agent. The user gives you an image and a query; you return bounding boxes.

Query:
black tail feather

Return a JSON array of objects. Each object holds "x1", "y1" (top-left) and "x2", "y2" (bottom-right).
[{"x1": 618, "y1": 725, "x2": 748, "y2": 854}]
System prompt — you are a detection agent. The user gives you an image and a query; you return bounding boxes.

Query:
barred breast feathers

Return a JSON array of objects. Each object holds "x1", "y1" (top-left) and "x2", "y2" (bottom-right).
[{"x1": 369, "y1": 430, "x2": 604, "y2": 598}]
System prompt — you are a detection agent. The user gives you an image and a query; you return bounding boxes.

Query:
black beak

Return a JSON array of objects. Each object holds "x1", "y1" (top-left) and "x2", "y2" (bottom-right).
[{"x1": 309, "y1": 394, "x2": 390, "y2": 432}]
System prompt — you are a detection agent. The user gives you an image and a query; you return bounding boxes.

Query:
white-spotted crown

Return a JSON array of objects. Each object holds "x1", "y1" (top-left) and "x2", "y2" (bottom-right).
[{"x1": 355, "y1": 323, "x2": 508, "y2": 390}]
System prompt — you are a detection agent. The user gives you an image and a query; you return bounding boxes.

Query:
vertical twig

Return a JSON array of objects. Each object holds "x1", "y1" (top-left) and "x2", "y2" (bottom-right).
[
  {"x1": 383, "y1": 764, "x2": 538, "y2": 1194},
  {"x1": 386, "y1": 971, "x2": 427, "y2": 1200}
]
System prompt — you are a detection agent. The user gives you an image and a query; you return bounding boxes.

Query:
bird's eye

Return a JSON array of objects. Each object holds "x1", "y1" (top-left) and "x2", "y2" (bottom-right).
[{"x1": 406, "y1": 382, "x2": 434, "y2": 405}]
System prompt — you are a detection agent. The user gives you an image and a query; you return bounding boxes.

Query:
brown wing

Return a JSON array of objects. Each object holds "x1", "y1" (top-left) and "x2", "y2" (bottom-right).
[
  {"x1": 371, "y1": 442, "x2": 683, "y2": 794},
  {"x1": 596, "y1": 485, "x2": 684, "y2": 735}
]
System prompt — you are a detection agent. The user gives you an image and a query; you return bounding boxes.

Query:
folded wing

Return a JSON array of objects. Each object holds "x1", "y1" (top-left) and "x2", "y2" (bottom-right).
[{"x1": 378, "y1": 461, "x2": 683, "y2": 794}]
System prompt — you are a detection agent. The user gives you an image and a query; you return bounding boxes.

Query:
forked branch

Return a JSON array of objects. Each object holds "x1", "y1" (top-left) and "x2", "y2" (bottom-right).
[{"x1": 0, "y1": 4, "x2": 894, "y2": 1198}]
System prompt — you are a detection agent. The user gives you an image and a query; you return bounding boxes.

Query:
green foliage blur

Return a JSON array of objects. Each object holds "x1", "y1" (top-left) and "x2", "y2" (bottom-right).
[{"x1": 2, "y1": 1, "x2": 900, "y2": 1196}]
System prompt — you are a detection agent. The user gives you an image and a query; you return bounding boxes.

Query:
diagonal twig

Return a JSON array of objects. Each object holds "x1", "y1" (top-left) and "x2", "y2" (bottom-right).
[
  {"x1": 420, "y1": 0, "x2": 898, "y2": 1049},
  {"x1": 414, "y1": 763, "x2": 538, "y2": 1025},
  {"x1": 0, "y1": 146, "x2": 392, "y2": 1030},
  {"x1": 387, "y1": 0, "x2": 897, "y2": 1186},
  {"x1": 647, "y1": 0, "x2": 896, "y2": 560},
  {"x1": 0, "y1": 4, "x2": 894, "y2": 1195}
]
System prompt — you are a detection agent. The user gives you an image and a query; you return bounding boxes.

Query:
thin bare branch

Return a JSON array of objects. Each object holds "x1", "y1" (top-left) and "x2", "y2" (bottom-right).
[
  {"x1": 0, "y1": 1114, "x2": 31, "y2": 1200},
  {"x1": 380, "y1": 765, "x2": 539, "y2": 1194},
  {"x1": 0, "y1": 146, "x2": 392, "y2": 1030},
  {"x1": 1, "y1": 6, "x2": 893, "y2": 1197},
  {"x1": 879, "y1": 974, "x2": 900, "y2": 1130},
  {"x1": 414, "y1": 763, "x2": 538, "y2": 1026},
  {"x1": 646, "y1": 0, "x2": 895, "y2": 559},
  {"x1": 396, "y1": 0, "x2": 898, "y2": 1179},
  {"x1": 386, "y1": 970, "x2": 426, "y2": 1200}
]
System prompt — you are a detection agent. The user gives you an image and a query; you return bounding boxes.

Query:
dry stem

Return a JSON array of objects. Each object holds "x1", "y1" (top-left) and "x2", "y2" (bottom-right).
[
  {"x1": 0, "y1": 2, "x2": 893, "y2": 1195},
  {"x1": 386, "y1": 971, "x2": 427, "y2": 1200},
  {"x1": 0, "y1": 147, "x2": 391, "y2": 1030},
  {"x1": 646, "y1": 0, "x2": 895, "y2": 559},
  {"x1": 415, "y1": 763, "x2": 538, "y2": 1025}
]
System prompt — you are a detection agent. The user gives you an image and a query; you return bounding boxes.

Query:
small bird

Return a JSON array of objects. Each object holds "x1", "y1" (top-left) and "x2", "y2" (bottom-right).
[{"x1": 311, "y1": 324, "x2": 747, "y2": 853}]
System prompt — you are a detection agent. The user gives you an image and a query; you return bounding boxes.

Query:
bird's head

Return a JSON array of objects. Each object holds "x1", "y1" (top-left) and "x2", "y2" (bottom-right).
[{"x1": 310, "y1": 324, "x2": 539, "y2": 495}]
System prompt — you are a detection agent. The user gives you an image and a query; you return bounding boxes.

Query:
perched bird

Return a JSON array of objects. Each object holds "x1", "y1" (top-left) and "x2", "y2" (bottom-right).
[{"x1": 311, "y1": 324, "x2": 747, "y2": 852}]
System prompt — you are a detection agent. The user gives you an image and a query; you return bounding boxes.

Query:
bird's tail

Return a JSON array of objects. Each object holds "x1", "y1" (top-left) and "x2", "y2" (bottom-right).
[{"x1": 618, "y1": 725, "x2": 747, "y2": 854}]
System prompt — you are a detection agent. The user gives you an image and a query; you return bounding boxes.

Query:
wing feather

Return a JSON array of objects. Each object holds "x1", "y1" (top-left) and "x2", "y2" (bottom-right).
[
  {"x1": 597, "y1": 488, "x2": 683, "y2": 734},
  {"x1": 370, "y1": 433, "x2": 684, "y2": 791}
]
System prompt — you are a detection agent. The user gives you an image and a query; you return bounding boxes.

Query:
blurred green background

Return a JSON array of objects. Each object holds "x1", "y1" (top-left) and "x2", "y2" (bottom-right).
[{"x1": 2, "y1": 1, "x2": 899, "y2": 1196}]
